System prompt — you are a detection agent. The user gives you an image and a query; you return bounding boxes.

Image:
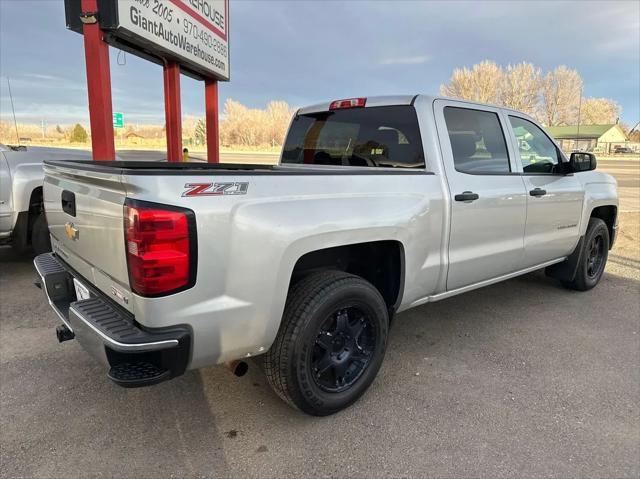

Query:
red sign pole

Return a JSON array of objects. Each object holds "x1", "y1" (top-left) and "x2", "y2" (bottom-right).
[
  {"x1": 163, "y1": 61, "x2": 182, "y2": 162},
  {"x1": 81, "y1": 0, "x2": 115, "y2": 161},
  {"x1": 205, "y1": 79, "x2": 220, "y2": 163}
]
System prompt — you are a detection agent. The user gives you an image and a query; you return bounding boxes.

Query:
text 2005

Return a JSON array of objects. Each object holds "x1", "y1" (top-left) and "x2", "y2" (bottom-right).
[{"x1": 152, "y1": 0, "x2": 173, "y2": 21}]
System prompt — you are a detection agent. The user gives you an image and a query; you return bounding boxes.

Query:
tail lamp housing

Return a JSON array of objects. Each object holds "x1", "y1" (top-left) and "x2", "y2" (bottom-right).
[{"x1": 124, "y1": 199, "x2": 197, "y2": 297}]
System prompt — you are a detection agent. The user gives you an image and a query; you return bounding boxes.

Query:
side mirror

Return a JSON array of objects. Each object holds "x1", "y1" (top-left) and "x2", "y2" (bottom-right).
[{"x1": 569, "y1": 152, "x2": 597, "y2": 172}]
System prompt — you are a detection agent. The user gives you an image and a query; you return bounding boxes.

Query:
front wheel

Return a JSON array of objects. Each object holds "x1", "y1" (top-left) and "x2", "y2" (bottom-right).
[
  {"x1": 262, "y1": 271, "x2": 389, "y2": 416},
  {"x1": 563, "y1": 217, "x2": 609, "y2": 291}
]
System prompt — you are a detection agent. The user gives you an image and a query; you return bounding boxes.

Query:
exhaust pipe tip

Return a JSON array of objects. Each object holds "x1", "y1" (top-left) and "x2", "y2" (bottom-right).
[
  {"x1": 56, "y1": 324, "x2": 75, "y2": 343},
  {"x1": 225, "y1": 360, "x2": 249, "y2": 377}
]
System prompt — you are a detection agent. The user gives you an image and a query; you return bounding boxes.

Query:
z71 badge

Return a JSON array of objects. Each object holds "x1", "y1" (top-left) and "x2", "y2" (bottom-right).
[{"x1": 182, "y1": 182, "x2": 249, "y2": 197}]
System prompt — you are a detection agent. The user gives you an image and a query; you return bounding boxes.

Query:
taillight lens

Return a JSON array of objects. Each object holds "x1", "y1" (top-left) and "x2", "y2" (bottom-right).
[
  {"x1": 124, "y1": 201, "x2": 196, "y2": 296},
  {"x1": 329, "y1": 97, "x2": 367, "y2": 110}
]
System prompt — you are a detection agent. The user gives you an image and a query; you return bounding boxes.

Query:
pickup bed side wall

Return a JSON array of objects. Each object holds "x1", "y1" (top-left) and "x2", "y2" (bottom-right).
[
  {"x1": 8, "y1": 162, "x2": 43, "y2": 228},
  {"x1": 4, "y1": 147, "x2": 93, "y2": 235},
  {"x1": 125, "y1": 172, "x2": 446, "y2": 368}
]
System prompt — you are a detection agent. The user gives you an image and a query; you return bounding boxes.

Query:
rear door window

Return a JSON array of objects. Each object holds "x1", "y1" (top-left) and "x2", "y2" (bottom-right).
[
  {"x1": 443, "y1": 107, "x2": 511, "y2": 174},
  {"x1": 281, "y1": 106, "x2": 425, "y2": 168}
]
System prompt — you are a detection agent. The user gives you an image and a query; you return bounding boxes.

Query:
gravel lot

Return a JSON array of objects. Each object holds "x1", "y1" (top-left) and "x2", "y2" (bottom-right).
[{"x1": 1, "y1": 159, "x2": 638, "y2": 478}]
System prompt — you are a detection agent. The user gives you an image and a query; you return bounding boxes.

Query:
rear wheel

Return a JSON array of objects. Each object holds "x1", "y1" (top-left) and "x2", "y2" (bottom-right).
[
  {"x1": 262, "y1": 271, "x2": 389, "y2": 416},
  {"x1": 563, "y1": 217, "x2": 609, "y2": 291}
]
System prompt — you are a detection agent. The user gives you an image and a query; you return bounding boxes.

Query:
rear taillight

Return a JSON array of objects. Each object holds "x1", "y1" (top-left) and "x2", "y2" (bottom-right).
[
  {"x1": 124, "y1": 200, "x2": 196, "y2": 297},
  {"x1": 329, "y1": 97, "x2": 367, "y2": 110}
]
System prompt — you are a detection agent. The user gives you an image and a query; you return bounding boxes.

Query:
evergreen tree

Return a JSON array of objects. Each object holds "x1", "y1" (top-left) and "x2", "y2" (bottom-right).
[{"x1": 69, "y1": 123, "x2": 88, "y2": 143}]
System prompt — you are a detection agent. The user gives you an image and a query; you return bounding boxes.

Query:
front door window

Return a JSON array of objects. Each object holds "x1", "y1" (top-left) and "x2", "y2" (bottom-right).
[{"x1": 509, "y1": 116, "x2": 563, "y2": 174}]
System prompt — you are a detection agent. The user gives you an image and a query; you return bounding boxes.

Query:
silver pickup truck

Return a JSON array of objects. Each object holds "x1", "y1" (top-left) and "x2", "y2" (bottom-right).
[
  {"x1": 34, "y1": 95, "x2": 618, "y2": 416},
  {"x1": 1, "y1": 144, "x2": 92, "y2": 254}
]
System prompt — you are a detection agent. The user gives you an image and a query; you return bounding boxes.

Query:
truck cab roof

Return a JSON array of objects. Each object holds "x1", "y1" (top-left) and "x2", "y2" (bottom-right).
[{"x1": 298, "y1": 95, "x2": 538, "y2": 123}]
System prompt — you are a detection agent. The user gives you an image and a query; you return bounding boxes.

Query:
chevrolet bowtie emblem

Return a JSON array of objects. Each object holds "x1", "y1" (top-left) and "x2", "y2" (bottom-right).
[{"x1": 65, "y1": 222, "x2": 79, "y2": 241}]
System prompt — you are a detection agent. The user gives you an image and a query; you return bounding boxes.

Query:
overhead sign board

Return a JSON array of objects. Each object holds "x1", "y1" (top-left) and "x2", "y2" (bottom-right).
[
  {"x1": 113, "y1": 112, "x2": 124, "y2": 128},
  {"x1": 65, "y1": 0, "x2": 229, "y2": 81}
]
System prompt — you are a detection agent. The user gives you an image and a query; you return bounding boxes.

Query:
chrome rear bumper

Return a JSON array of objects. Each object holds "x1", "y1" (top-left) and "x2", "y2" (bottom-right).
[{"x1": 34, "y1": 253, "x2": 191, "y2": 387}]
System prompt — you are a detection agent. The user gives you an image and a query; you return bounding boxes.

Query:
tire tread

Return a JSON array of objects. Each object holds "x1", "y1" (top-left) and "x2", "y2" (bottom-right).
[
  {"x1": 262, "y1": 270, "x2": 384, "y2": 414},
  {"x1": 564, "y1": 217, "x2": 609, "y2": 291}
]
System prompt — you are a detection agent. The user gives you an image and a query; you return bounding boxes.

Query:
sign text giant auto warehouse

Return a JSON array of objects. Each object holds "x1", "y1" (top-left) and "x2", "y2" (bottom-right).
[{"x1": 117, "y1": 0, "x2": 228, "y2": 80}]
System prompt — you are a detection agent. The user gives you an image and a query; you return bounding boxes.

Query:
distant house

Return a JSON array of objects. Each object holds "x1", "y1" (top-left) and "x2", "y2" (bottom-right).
[
  {"x1": 545, "y1": 124, "x2": 628, "y2": 153},
  {"x1": 125, "y1": 132, "x2": 144, "y2": 139},
  {"x1": 125, "y1": 131, "x2": 145, "y2": 145}
]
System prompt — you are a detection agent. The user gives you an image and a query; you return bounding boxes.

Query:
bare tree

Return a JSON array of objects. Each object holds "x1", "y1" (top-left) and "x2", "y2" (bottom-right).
[
  {"x1": 265, "y1": 101, "x2": 295, "y2": 146},
  {"x1": 194, "y1": 119, "x2": 206, "y2": 145},
  {"x1": 500, "y1": 62, "x2": 541, "y2": 116},
  {"x1": 442, "y1": 61, "x2": 596, "y2": 127},
  {"x1": 580, "y1": 98, "x2": 621, "y2": 125},
  {"x1": 220, "y1": 99, "x2": 255, "y2": 146},
  {"x1": 540, "y1": 66, "x2": 583, "y2": 126},
  {"x1": 219, "y1": 99, "x2": 294, "y2": 147},
  {"x1": 440, "y1": 60, "x2": 503, "y2": 104}
]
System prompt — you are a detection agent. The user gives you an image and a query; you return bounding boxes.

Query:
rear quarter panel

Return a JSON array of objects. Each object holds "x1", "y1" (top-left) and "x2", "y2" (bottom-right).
[{"x1": 124, "y1": 171, "x2": 444, "y2": 367}]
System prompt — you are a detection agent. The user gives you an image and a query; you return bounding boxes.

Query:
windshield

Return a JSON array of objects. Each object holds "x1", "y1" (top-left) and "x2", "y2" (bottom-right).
[{"x1": 281, "y1": 105, "x2": 425, "y2": 168}]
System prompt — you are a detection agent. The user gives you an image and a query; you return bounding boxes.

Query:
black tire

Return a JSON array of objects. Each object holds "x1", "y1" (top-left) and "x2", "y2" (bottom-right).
[
  {"x1": 564, "y1": 217, "x2": 609, "y2": 291},
  {"x1": 262, "y1": 270, "x2": 389, "y2": 416},
  {"x1": 31, "y1": 213, "x2": 52, "y2": 255}
]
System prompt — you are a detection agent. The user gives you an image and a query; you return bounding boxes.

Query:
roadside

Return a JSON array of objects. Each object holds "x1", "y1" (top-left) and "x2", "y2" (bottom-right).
[{"x1": 609, "y1": 211, "x2": 640, "y2": 280}]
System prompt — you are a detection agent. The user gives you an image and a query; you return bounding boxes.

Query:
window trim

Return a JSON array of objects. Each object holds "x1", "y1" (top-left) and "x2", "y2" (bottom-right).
[
  {"x1": 442, "y1": 106, "x2": 514, "y2": 176},
  {"x1": 507, "y1": 114, "x2": 568, "y2": 176}
]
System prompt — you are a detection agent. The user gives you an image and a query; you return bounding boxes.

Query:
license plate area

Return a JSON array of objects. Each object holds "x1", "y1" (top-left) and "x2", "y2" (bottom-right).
[{"x1": 73, "y1": 277, "x2": 91, "y2": 301}]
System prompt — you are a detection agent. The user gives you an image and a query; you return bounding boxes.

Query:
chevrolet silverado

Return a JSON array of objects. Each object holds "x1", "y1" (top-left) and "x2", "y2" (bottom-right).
[{"x1": 34, "y1": 95, "x2": 618, "y2": 415}]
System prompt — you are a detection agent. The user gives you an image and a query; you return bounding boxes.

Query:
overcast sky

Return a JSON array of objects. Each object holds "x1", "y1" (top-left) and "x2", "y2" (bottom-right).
[{"x1": 0, "y1": 0, "x2": 638, "y2": 126}]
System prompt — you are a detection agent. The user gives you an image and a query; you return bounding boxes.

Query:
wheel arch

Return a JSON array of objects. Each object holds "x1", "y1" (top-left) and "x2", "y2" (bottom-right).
[
  {"x1": 27, "y1": 185, "x2": 44, "y2": 239},
  {"x1": 11, "y1": 185, "x2": 44, "y2": 250},
  {"x1": 290, "y1": 240, "x2": 406, "y2": 317},
  {"x1": 589, "y1": 205, "x2": 617, "y2": 249}
]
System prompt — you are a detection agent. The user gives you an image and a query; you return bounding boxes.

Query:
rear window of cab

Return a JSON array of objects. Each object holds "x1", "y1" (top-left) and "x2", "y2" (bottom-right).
[{"x1": 281, "y1": 106, "x2": 425, "y2": 168}]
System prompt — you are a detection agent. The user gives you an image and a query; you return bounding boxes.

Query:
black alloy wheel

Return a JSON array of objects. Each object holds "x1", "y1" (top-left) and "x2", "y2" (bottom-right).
[
  {"x1": 585, "y1": 233, "x2": 605, "y2": 279},
  {"x1": 262, "y1": 270, "x2": 389, "y2": 416},
  {"x1": 562, "y1": 217, "x2": 610, "y2": 291},
  {"x1": 311, "y1": 306, "x2": 376, "y2": 392}
]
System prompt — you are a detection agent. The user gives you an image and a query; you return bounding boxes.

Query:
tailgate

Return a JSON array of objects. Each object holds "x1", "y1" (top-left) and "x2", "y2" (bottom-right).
[{"x1": 43, "y1": 162, "x2": 131, "y2": 304}]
